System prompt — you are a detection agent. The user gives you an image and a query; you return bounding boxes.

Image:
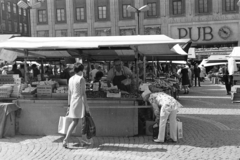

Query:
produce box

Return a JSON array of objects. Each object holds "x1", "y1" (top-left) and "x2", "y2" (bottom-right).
[
  {"x1": 37, "y1": 85, "x2": 54, "y2": 95},
  {"x1": 37, "y1": 93, "x2": 52, "y2": 98},
  {"x1": 52, "y1": 93, "x2": 68, "y2": 98},
  {"x1": 107, "y1": 91, "x2": 121, "y2": 98}
]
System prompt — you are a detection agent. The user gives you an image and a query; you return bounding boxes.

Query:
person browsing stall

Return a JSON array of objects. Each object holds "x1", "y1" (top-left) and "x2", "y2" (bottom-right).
[
  {"x1": 107, "y1": 58, "x2": 133, "y2": 92},
  {"x1": 142, "y1": 86, "x2": 183, "y2": 143}
]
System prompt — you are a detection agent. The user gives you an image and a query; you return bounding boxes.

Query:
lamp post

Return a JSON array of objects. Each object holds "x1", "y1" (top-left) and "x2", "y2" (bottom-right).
[
  {"x1": 17, "y1": 0, "x2": 42, "y2": 37},
  {"x1": 127, "y1": 5, "x2": 149, "y2": 85},
  {"x1": 237, "y1": 0, "x2": 240, "y2": 6},
  {"x1": 127, "y1": 5, "x2": 149, "y2": 35},
  {"x1": 17, "y1": 0, "x2": 41, "y2": 83}
]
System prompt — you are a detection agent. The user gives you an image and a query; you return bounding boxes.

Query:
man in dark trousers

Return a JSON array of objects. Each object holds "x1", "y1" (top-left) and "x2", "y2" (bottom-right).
[{"x1": 194, "y1": 63, "x2": 201, "y2": 87}]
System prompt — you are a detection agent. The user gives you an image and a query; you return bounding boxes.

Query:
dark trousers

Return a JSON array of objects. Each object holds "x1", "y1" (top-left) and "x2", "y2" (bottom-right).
[
  {"x1": 195, "y1": 75, "x2": 200, "y2": 86},
  {"x1": 224, "y1": 75, "x2": 233, "y2": 93}
]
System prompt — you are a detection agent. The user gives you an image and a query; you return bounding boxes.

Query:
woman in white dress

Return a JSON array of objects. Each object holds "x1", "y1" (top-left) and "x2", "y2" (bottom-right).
[{"x1": 63, "y1": 62, "x2": 90, "y2": 148}]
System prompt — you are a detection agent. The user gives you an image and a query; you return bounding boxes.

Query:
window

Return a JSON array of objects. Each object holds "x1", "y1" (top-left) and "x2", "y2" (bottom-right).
[
  {"x1": 2, "y1": 20, "x2": 6, "y2": 31},
  {"x1": 122, "y1": 5, "x2": 131, "y2": 18},
  {"x1": 147, "y1": 3, "x2": 157, "y2": 16},
  {"x1": 198, "y1": 0, "x2": 208, "y2": 13},
  {"x1": 95, "y1": 0, "x2": 110, "y2": 21},
  {"x1": 74, "y1": 29, "x2": 87, "y2": 37},
  {"x1": 195, "y1": 0, "x2": 212, "y2": 14},
  {"x1": 24, "y1": 24, "x2": 27, "y2": 34},
  {"x1": 7, "y1": 2, "x2": 11, "y2": 12},
  {"x1": 98, "y1": 6, "x2": 107, "y2": 19},
  {"x1": 13, "y1": 4, "x2": 17, "y2": 14},
  {"x1": 1, "y1": 2, "x2": 4, "y2": 11},
  {"x1": 8, "y1": 21, "x2": 12, "y2": 31},
  {"x1": 23, "y1": 9, "x2": 27, "y2": 16},
  {"x1": 76, "y1": 7, "x2": 85, "y2": 21},
  {"x1": 223, "y1": 0, "x2": 238, "y2": 12},
  {"x1": 7, "y1": 13, "x2": 11, "y2": 19},
  {"x1": 19, "y1": 23, "x2": 23, "y2": 33},
  {"x1": 14, "y1": 22, "x2": 18, "y2": 32},
  {"x1": 37, "y1": 30, "x2": 49, "y2": 37},
  {"x1": 55, "y1": 30, "x2": 67, "y2": 37},
  {"x1": 19, "y1": 8, "x2": 22, "y2": 15},
  {"x1": 169, "y1": 0, "x2": 185, "y2": 16},
  {"x1": 173, "y1": 0, "x2": 182, "y2": 15},
  {"x1": 38, "y1": 10, "x2": 47, "y2": 23},
  {"x1": 56, "y1": 9, "x2": 65, "y2": 22}
]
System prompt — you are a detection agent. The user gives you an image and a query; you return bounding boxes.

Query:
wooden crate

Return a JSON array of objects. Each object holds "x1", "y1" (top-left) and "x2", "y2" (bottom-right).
[{"x1": 37, "y1": 93, "x2": 52, "y2": 98}]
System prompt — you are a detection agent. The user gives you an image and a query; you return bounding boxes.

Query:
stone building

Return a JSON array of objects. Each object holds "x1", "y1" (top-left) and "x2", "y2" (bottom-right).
[
  {"x1": 0, "y1": 0, "x2": 30, "y2": 36},
  {"x1": 30, "y1": 0, "x2": 240, "y2": 59}
]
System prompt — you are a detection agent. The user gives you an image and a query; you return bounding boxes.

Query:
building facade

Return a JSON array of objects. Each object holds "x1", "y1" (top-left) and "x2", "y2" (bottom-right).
[
  {"x1": 0, "y1": 0, "x2": 30, "y2": 36},
  {"x1": 30, "y1": 0, "x2": 240, "y2": 59}
]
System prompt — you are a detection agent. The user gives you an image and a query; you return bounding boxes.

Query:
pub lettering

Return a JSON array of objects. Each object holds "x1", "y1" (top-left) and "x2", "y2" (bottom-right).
[{"x1": 178, "y1": 26, "x2": 213, "y2": 41}]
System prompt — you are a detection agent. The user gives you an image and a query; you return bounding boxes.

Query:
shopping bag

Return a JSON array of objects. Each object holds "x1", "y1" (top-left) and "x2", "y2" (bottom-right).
[
  {"x1": 58, "y1": 116, "x2": 76, "y2": 134},
  {"x1": 152, "y1": 122, "x2": 159, "y2": 140},
  {"x1": 84, "y1": 112, "x2": 96, "y2": 139},
  {"x1": 177, "y1": 121, "x2": 183, "y2": 139}
]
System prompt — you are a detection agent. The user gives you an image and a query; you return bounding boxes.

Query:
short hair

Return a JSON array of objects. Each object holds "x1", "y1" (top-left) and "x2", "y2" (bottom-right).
[
  {"x1": 32, "y1": 64, "x2": 37, "y2": 68},
  {"x1": 95, "y1": 71, "x2": 104, "y2": 80},
  {"x1": 74, "y1": 62, "x2": 84, "y2": 73},
  {"x1": 12, "y1": 64, "x2": 17, "y2": 69}
]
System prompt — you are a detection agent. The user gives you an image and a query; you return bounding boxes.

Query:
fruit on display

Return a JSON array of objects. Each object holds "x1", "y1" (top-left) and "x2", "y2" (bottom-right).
[
  {"x1": 121, "y1": 92, "x2": 140, "y2": 99},
  {"x1": 86, "y1": 90, "x2": 107, "y2": 98}
]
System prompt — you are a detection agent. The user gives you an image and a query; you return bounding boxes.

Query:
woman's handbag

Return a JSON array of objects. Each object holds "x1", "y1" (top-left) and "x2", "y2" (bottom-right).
[
  {"x1": 83, "y1": 112, "x2": 96, "y2": 139},
  {"x1": 58, "y1": 107, "x2": 76, "y2": 134}
]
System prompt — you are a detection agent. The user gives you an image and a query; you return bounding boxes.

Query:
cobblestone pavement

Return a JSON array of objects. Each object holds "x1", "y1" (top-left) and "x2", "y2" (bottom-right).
[{"x1": 1, "y1": 80, "x2": 240, "y2": 160}]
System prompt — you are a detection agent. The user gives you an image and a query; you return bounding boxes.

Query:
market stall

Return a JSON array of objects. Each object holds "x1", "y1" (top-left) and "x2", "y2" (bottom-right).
[{"x1": 0, "y1": 35, "x2": 189, "y2": 136}]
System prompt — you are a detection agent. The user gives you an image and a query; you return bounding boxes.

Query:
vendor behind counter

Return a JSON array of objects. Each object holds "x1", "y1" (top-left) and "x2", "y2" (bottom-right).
[{"x1": 106, "y1": 58, "x2": 133, "y2": 92}]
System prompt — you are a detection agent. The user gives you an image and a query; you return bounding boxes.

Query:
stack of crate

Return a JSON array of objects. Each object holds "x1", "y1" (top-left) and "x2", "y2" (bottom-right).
[
  {"x1": 37, "y1": 84, "x2": 54, "y2": 98},
  {"x1": 0, "y1": 75, "x2": 19, "y2": 84},
  {"x1": 0, "y1": 85, "x2": 13, "y2": 98}
]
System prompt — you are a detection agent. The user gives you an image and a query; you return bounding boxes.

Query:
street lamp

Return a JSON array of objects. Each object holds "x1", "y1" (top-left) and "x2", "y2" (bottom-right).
[
  {"x1": 17, "y1": 0, "x2": 42, "y2": 83},
  {"x1": 17, "y1": 0, "x2": 42, "y2": 36},
  {"x1": 237, "y1": 0, "x2": 240, "y2": 7},
  {"x1": 127, "y1": 5, "x2": 149, "y2": 35},
  {"x1": 127, "y1": 5, "x2": 149, "y2": 85}
]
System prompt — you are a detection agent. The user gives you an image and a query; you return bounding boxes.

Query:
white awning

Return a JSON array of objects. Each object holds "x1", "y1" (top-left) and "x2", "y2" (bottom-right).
[
  {"x1": 0, "y1": 35, "x2": 190, "y2": 61},
  {"x1": 228, "y1": 47, "x2": 240, "y2": 58}
]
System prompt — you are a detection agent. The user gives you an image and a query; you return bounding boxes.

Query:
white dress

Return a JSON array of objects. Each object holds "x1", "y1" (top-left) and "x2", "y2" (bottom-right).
[{"x1": 68, "y1": 74, "x2": 86, "y2": 119}]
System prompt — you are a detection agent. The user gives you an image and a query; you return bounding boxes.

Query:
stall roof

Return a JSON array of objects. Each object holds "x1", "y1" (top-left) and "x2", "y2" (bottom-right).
[
  {"x1": 206, "y1": 55, "x2": 228, "y2": 63},
  {"x1": 0, "y1": 35, "x2": 190, "y2": 61},
  {"x1": 207, "y1": 53, "x2": 240, "y2": 63},
  {"x1": 228, "y1": 47, "x2": 240, "y2": 58}
]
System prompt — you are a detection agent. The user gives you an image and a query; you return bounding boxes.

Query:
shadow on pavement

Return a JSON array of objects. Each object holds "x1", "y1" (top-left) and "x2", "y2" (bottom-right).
[{"x1": 97, "y1": 145, "x2": 168, "y2": 152}]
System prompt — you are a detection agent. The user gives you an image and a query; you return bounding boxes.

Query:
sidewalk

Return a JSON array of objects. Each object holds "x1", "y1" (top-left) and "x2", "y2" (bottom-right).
[{"x1": 0, "y1": 80, "x2": 240, "y2": 160}]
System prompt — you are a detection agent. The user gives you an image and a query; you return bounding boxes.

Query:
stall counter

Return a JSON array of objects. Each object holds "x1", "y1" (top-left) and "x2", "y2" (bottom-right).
[{"x1": 13, "y1": 98, "x2": 150, "y2": 137}]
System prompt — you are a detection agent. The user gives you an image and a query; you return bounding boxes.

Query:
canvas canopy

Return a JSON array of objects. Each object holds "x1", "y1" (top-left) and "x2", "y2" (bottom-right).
[
  {"x1": 206, "y1": 55, "x2": 229, "y2": 63},
  {"x1": 0, "y1": 35, "x2": 190, "y2": 62},
  {"x1": 228, "y1": 47, "x2": 240, "y2": 58}
]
